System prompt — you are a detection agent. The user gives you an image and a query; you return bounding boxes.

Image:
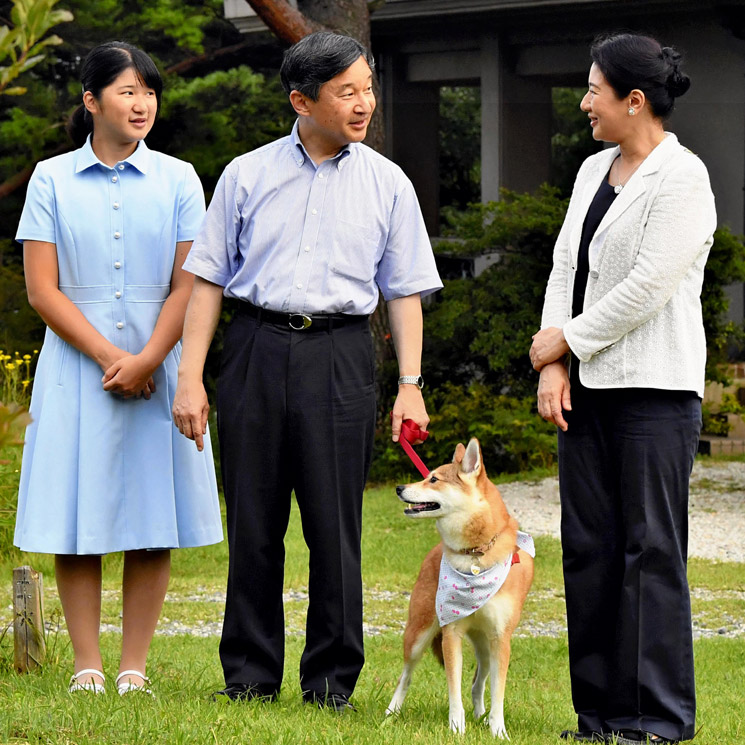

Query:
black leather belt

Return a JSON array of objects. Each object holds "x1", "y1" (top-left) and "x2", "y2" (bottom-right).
[{"x1": 232, "y1": 301, "x2": 368, "y2": 331}]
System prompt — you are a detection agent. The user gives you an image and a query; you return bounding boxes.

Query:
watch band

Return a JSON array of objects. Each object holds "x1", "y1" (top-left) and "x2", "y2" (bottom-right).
[{"x1": 398, "y1": 375, "x2": 424, "y2": 389}]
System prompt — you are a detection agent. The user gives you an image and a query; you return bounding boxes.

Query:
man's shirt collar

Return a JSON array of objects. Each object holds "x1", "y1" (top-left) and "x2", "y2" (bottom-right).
[{"x1": 289, "y1": 119, "x2": 353, "y2": 171}]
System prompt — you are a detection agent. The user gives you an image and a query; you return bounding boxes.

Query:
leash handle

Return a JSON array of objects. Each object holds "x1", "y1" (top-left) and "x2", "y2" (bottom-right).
[{"x1": 398, "y1": 418, "x2": 430, "y2": 478}]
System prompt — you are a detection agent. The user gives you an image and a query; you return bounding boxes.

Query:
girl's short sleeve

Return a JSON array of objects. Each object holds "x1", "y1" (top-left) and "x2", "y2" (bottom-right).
[
  {"x1": 176, "y1": 163, "x2": 206, "y2": 242},
  {"x1": 16, "y1": 163, "x2": 56, "y2": 244}
]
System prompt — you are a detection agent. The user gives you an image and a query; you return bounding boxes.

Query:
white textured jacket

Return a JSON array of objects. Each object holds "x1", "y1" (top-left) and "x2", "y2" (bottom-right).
[{"x1": 541, "y1": 133, "x2": 716, "y2": 397}]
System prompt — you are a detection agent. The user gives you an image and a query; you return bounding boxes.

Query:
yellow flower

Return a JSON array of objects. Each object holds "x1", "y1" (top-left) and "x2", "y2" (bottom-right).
[
  {"x1": 6, "y1": 363, "x2": 16, "y2": 371},
  {"x1": 23, "y1": 354, "x2": 31, "y2": 360}
]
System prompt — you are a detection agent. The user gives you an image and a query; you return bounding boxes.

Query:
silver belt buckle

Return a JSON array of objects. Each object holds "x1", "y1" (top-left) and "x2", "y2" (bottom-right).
[{"x1": 289, "y1": 313, "x2": 312, "y2": 330}]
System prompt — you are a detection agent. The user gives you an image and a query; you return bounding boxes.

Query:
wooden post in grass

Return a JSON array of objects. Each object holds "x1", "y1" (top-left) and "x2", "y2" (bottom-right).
[{"x1": 13, "y1": 565, "x2": 46, "y2": 672}]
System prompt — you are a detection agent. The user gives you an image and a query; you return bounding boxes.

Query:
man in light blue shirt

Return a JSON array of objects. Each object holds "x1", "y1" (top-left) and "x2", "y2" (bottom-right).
[{"x1": 173, "y1": 31, "x2": 442, "y2": 710}]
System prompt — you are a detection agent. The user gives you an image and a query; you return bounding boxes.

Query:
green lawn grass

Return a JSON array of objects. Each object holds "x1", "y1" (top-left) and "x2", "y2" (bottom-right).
[{"x1": 1, "y1": 461, "x2": 744, "y2": 743}]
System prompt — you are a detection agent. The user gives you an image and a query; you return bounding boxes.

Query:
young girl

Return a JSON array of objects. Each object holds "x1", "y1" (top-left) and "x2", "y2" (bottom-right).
[{"x1": 14, "y1": 41, "x2": 223, "y2": 695}]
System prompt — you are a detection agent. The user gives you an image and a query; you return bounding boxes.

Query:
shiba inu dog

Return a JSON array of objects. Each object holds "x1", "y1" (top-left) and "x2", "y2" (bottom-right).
[{"x1": 386, "y1": 438, "x2": 534, "y2": 738}]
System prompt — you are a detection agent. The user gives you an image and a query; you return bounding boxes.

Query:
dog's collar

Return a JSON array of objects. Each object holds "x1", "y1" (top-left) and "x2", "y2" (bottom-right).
[{"x1": 459, "y1": 533, "x2": 499, "y2": 556}]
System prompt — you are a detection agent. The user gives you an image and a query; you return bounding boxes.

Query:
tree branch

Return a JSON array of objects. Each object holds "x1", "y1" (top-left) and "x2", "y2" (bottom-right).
[
  {"x1": 0, "y1": 142, "x2": 71, "y2": 200},
  {"x1": 165, "y1": 39, "x2": 254, "y2": 76},
  {"x1": 244, "y1": 0, "x2": 326, "y2": 45}
]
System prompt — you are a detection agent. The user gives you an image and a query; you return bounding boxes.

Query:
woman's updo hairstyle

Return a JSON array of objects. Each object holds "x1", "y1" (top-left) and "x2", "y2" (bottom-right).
[
  {"x1": 590, "y1": 33, "x2": 690, "y2": 120},
  {"x1": 67, "y1": 41, "x2": 163, "y2": 147}
]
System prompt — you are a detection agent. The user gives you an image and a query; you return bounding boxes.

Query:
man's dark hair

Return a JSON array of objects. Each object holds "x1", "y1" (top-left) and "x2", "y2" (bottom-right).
[{"x1": 280, "y1": 31, "x2": 375, "y2": 101}]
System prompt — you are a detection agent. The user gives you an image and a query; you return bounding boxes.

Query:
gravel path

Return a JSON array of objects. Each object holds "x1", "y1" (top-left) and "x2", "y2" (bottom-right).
[{"x1": 502, "y1": 460, "x2": 745, "y2": 563}]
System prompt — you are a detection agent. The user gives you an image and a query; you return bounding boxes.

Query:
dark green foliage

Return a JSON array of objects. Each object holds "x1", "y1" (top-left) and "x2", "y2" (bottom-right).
[
  {"x1": 0, "y1": 0, "x2": 280, "y2": 256},
  {"x1": 0, "y1": 251, "x2": 45, "y2": 355},
  {"x1": 702, "y1": 226, "x2": 745, "y2": 383},
  {"x1": 367, "y1": 382, "x2": 558, "y2": 484},
  {"x1": 550, "y1": 86, "x2": 602, "y2": 197},
  {"x1": 370, "y1": 187, "x2": 568, "y2": 481},
  {"x1": 429, "y1": 186, "x2": 568, "y2": 398},
  {"x1": 439, "y1": 85, "x2": 481, "y2": 212},
  {"x1": 152, "y1": 68, "x2": 294, "y2": 196}
]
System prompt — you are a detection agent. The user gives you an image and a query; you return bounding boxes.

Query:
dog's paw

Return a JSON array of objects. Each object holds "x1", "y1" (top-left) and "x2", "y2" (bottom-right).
[
  {"x1": 489, "y1": 718, "x2": 509, "y2": 739},
  {"x1": 449, "y1": 709, "x2": 466, "y2": 735}
]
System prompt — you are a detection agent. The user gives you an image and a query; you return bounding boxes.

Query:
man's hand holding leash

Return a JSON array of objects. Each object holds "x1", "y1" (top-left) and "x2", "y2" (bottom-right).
[{"x1": 391, "y1": 383, "x2": 429, "y2": 444}]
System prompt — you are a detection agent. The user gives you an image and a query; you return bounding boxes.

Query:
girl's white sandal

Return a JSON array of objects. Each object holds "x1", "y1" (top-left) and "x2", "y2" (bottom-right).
[
  {"x1": 116, "y1": 670, "x2": 154, "y2": 697},
  {"x1": 69, "y1": 668, "x2": 106, "y2": 693}
]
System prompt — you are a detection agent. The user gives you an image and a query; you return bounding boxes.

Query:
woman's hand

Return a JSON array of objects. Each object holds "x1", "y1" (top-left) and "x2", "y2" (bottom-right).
[
  {"x1": 537, "y1": 361, "x2": 572, "y2": 432},
  {"x1": 530, "y1": 326, "x2": 570, "y2": 371},
  {"x1": 102, "y1": 353, "x2": 157, "y2": 399}
]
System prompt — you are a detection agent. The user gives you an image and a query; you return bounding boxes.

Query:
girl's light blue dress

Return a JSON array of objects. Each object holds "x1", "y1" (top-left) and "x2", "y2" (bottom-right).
[{"x1": 14, "y1": 137, "x2": 223, "y2": 555}]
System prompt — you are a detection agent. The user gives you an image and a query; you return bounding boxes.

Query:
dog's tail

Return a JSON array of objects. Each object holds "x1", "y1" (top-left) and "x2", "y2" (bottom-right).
[{"x1": 431, "y1": 631, "x2": 444, "y2": 666}]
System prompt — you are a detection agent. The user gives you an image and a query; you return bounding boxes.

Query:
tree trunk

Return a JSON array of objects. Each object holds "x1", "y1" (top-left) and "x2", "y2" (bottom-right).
[{"x1": 244, "y1": 0, "x2": 325, "y2": 44}]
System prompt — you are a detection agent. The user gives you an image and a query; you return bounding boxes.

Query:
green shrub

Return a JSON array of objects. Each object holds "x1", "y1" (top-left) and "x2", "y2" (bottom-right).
[
  {"x1": 702, "y1": 403, "x2": 731, "y2": 436},
  {"x1": 425, "y1": 187, "x2": 567, "y2": 401},
  {"x1": 368, "y1": 383, "x2": 557, "y2": 484},
  {"x1": 422, "y1": 191, "x2": 745, "y2": 413},
  {"x1": 702, "y1": 227, "x2": 745, "y2": 383}
]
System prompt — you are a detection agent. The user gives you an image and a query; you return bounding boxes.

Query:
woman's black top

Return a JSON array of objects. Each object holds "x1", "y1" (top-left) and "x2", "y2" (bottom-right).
[{"x1": 569, "y1": 176, "x2": 617, "y2": 388}]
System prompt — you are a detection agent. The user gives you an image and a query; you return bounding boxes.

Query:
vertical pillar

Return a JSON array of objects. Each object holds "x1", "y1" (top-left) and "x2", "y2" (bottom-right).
[
  {"x1": 480, "y1": 34, "x2": 502, "y2": 203},
  {"x1": 501, "y1": 68, "x2": 553, "y2": 194},
  {"x1": 386, "y1": 53, "x2": 441, "y2": 234}
]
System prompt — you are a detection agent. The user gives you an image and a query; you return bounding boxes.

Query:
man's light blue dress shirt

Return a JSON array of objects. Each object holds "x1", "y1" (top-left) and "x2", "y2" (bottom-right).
[{"x1": 183, "y1": 121, "x2": 442, "y2": 314}]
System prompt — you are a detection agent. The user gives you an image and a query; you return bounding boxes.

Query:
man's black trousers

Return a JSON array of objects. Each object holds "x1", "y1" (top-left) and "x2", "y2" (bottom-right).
[
  {"x1": 216, "y1": 309, "x2": 376, "y2": 698},
  {"x1": 558, "y1": 384, "x2": 700, "y2": 741}
]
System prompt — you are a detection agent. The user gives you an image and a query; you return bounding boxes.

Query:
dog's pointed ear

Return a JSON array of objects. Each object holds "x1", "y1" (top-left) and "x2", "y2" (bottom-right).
[
  {"x1": 452, "y1": 443, "x2": 466, "y2": 463},
  {"x1": 460, "y1": 438, "x2": 482, "y2": 476}
]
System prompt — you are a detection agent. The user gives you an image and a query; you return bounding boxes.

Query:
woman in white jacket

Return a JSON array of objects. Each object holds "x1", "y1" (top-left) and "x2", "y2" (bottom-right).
[{"x1": 530, "y1": 34, "x2": 716, "y2": 745}]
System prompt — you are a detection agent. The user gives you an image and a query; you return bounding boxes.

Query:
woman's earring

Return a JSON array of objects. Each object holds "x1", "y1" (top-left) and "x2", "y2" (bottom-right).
[{"x1": 628, "y1": 107, "x2": 636, "y2": 116}]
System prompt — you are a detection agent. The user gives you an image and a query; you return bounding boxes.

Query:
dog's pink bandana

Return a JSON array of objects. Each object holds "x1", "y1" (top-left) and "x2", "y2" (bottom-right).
[{"x1": 436, "y1": 531, "x2": 535, "y2": 627}]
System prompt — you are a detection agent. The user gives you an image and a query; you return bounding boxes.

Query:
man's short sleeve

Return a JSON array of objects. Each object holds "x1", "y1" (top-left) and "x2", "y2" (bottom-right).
[
  {"x1": 182, "y1": 163, "x2": 240, "y2": 287},
  {"x1": 375, "y1": 177, "x2": 442, "y2": 301},
  {"x1": 16, "y1": 163, "x2": 56, "y2": 244},
  {"x1": 176, "y1": 163, "x2": 207, "y2": 242}
]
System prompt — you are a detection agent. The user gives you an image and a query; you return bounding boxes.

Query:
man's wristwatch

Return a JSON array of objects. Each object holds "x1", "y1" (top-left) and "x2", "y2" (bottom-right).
[{"x1": 398, "y1": 375, "x2": 424, "y2": 389}]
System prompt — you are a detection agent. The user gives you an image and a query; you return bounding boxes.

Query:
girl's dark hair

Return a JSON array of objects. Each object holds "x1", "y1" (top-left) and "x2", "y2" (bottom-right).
[
  {"x1": 280, "y1": 31, "x2": 374, "y2": 100},
  {"x1": 590, "y1": 33, "x2": 690, "y2": 119},
  {"x1": 67, "y1": 41, "x2": 163, "y2": 147}
]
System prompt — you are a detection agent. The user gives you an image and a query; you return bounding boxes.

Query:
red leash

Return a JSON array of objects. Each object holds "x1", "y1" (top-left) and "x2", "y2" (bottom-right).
[{"x1": 398, "y1": 419, "x2": 430, "y2": 478}]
